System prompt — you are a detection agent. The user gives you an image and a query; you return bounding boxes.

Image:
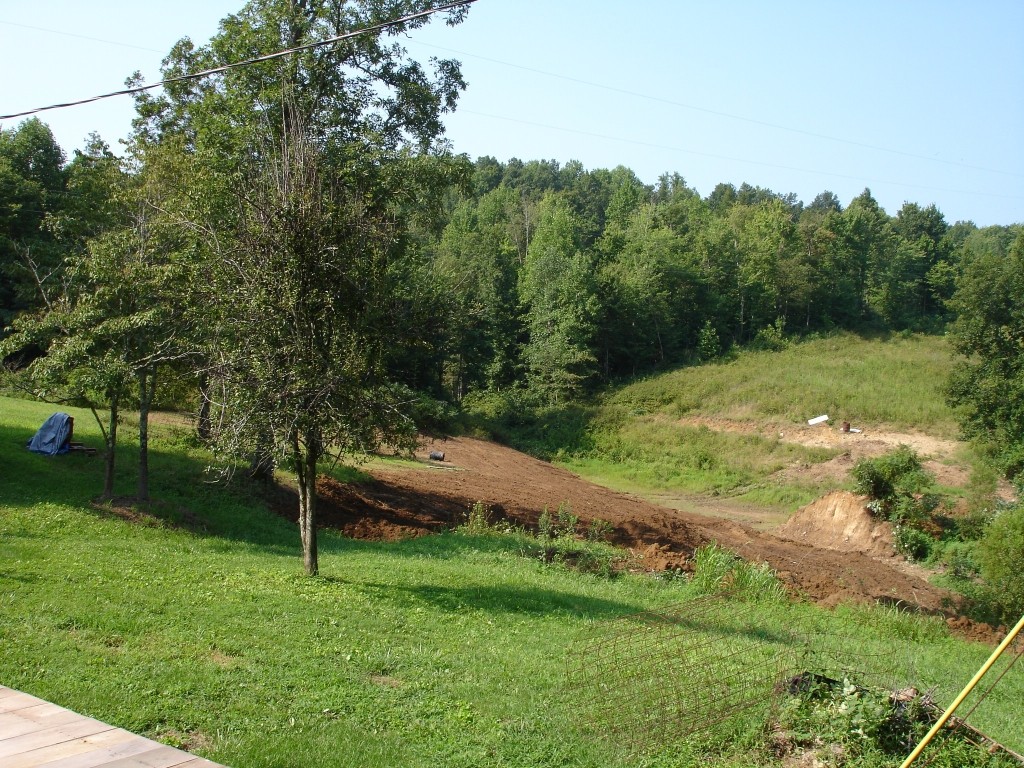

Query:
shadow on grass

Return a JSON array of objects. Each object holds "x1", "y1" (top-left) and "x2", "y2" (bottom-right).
[
  {"x1": 354, "y1": 578, "x2": 642, "y2": 620},
  {"x1": 0, "y1": 420, "x2": 301, "y2": 555},
  {"x1": 2, "y1": 417, "x2": 635, "y2": 585},
  {"x1": 0, "y1": 421, "x2": 570, "y2": 567},
  {"x1": 0, "y1": 422, "x2": 106, "y2": 507}
]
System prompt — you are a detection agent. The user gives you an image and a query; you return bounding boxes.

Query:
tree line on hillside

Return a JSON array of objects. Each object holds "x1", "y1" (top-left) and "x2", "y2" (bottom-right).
[{"x1": 2, "y1": 0, "x2": 1023, "y2": 573}]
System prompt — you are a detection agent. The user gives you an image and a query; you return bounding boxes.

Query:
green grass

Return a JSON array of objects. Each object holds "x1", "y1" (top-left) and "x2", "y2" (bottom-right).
[
  {"x1": 1, "y1": 395, "x2": 1021, "y2": 766},
  {"x1": 612, "y1": 332, "x2": 959, "y2": 435},
  {"x1": 486, "y1": 332, "x2": 975, "y2": 521}
]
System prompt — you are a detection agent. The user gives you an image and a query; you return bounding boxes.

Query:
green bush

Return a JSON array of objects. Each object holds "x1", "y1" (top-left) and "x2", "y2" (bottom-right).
[
  {"x1": 894, "y1": 523, "x2": 933, "y2": 561},
  {"x1": 751, "y1": 318, "x2": 789, "y2": 352},
  {"x1": 976, "y1": 503, "x2": 1024, "y2": 622},
  {"x1": 852, "y1": 446, "x2": 928, "y2": 505},
  {"x1": 696, "y1": 319, "x2": 720, "y2": 361}
]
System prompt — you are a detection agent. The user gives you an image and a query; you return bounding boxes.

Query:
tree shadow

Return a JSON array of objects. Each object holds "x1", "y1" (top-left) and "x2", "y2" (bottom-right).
[
  {"x1": 0, "y1": 419, "x2": 566, "y2": 565},
  {"x1": 354, "y1": 579, "x2": 642, "y2": 620}
]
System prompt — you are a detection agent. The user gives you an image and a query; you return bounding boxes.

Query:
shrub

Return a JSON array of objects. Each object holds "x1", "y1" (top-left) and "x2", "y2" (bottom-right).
[
  {"x1": 852, "y1": 446, "x2": 928, "y2": 506},
  {"x1": 976, "y1": 503, "x2": 1024, "y2": 622},
  {"x1": 585, "y1": 517, "x2": 613, "y2": 542},
  {"x1": 696, "y1": 319, "x2": 720, "y2": 361},
  {"x1": 893, "y1": 523, "x2": 933, "y2": 561},
  {"x1": 751, "y1": 317, "x2": 789, "y2": 352}
]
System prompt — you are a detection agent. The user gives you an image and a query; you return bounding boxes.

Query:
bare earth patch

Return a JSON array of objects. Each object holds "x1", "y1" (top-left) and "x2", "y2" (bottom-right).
[
  {"x1": 277, "y1": 437, "x2": 955, "y2": 613},
  {"x1": 266, "y1": 419, "x2": 1010, "y2": 642}
]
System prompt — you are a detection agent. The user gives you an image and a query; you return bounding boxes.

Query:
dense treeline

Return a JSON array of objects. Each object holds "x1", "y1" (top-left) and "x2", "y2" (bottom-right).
[
  {"x1": 3, "y1": 119, "x2": 1022, "y2": 412},
  {"x1": 411, "y1": 157, "x2": 1021, "y2": 405}
]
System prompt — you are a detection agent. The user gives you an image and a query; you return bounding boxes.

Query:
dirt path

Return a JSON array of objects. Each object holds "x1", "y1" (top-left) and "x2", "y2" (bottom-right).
[
  {"x1": 288, "y1": 435, "x2": 964, "y2": 620},
  {"x1": 676, "y1": 415, "x2": 971, "y2": 489}
]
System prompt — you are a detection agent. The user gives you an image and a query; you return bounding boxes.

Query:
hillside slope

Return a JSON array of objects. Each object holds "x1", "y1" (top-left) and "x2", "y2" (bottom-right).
[{"x1": 304, "y1": 435, "x2": 960, "y2": 619}]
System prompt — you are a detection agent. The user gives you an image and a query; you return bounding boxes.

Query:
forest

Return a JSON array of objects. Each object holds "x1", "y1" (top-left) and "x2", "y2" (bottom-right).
[
  {"x1": 5, "y1": 119, "x2": 1021, "y2": 395},
  {"x1": 2, "y1": 0, "x2": 1023, "y2": 573}
]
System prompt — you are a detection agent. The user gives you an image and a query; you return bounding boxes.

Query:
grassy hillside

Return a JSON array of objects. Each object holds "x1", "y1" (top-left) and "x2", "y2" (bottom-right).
[
  {"x1": 609, "y1": 332, "x2": 959, "y2": 433},
  {"x1": 1, "y1": 395, "x2": 1020, "y2": 767},
  {"x1": 492, "y1": 333, "x2": 978, "y2": 520}
]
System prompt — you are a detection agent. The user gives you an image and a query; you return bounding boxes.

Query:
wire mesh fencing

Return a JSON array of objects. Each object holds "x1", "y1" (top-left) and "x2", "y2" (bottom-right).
[{"x1": 565, "y1": 594, "x2": 1023, "y2": 762}]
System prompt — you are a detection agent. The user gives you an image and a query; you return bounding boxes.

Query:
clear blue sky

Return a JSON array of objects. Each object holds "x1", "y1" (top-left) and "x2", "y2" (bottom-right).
[{"x1": 2, "y1": 1, "x2": 1022, "y2": 226}]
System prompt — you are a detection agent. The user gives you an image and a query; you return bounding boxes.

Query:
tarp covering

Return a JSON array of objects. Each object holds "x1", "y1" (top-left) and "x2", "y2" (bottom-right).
[{"x1": 27, "y1": 412, "x2": 73, "y2": 456}]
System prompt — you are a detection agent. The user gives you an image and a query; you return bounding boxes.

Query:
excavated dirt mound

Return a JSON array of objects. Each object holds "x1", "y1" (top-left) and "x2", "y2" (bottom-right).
[
  {"x1": 273, "y1": 436, "x2": 964, "y2": 619},
  {"x1": 773, "y1": 491, "x2": 895, "y2": 559}
]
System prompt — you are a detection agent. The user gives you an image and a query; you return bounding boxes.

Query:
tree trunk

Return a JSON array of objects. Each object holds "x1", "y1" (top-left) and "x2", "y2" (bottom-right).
[
  {"x1": 293, "y1": 429, "x2": 320, "y2": 576},
  {"x1": 101, "y1": 393, "x2": 119, "y2": 500},
  {"x1": 249, "y1": 424, "x2": 277, "y2": 484},
  {"x1": 137, "y1": 367, "x2": 154, "y2": 503},
  {"x1": 196, "y1": 372, "x2": 212, "y2": 442}
]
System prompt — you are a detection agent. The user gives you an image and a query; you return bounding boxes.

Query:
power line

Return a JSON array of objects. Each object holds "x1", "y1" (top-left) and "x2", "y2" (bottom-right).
[
  {"x1": 408, "y1": 39, "x2": 1024, "y2": 181},
  {"x1": 0, "y1": 20, "x2": 164, "y2": 53},
  {"x1": 458, "y1": 108, "x2": 1024, "y2": 202},
  {"x1": 0, "y1": 0, "x2": 476, "y2": 122}
]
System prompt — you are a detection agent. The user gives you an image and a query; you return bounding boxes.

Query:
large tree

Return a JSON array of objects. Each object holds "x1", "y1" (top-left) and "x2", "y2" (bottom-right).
[
  {"x1": 0, "y1": 119, "x2": 67, "y2": 327},
  {"x1": 947, "y1": 229, "x2": 1024, "y2": 478},
  {"x1": 519, "y1": 193, "x2": 597, "y2": 402},
  {"x1": 134, "y1": 0, "x2": 470, "y2": 575}
]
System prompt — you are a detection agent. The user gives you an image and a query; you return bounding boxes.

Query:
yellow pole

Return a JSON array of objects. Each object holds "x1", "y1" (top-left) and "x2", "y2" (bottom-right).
[{"x1": 899, "y1": 612, "x2": 1024, "y2": 768}]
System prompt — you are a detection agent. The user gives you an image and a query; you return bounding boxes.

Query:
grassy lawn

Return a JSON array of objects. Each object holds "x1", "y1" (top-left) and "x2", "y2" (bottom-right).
[{"x1": 1, "y1": 395, "x2": 1020, "y2": 766}]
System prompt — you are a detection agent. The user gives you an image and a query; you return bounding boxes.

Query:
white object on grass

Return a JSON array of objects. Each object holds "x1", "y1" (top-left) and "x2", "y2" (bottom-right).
[{"x1": 807, "y1": 415, "x2": 829, "y2": 426}]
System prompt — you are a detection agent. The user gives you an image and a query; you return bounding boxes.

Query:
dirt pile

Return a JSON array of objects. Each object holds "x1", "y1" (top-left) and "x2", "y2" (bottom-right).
[
  {"x1": 269, "y1": 436, "x2": 962, "y2": 618},
  {"x1": 773, "y1": 491, "x2": 895, "y2": 559}
]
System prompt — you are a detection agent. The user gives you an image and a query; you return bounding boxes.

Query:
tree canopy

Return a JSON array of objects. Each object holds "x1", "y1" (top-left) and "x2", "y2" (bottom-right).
[{"x1": 5, "y1": 0, "x2": 1024, "y2": 575}]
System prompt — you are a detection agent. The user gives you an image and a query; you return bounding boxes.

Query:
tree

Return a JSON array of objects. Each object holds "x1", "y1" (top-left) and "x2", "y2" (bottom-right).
[
  {"x1": 520, "y1": 193, "x2": 597, "y2": 402},
  {"x1": 135, "y1": 0, "x2": 470, "y2": 575},
  {"x1": 596, "y1": 204, "x2": 679, "y2": 377},
  {"x1": 947, "y1": 230, "x2": 1024, "y2": 478},
  {"x1": 841, "y1": 188, "x2": 893, "y2": 324},
  {"x1": 2, "y1": 141, "x2": 194, "y2": 502},
  {"x1": 893, "y1": 202, "x2": 951, "y2": 321},
  {"x1": 976, "y1": 502, "x2": 1024, "y2": 622},
  {"x1": 434, "y1": 186, "x2": 522, "y2": 396},
  {"x1": 0, "y1": 119, "x2": 67, "y2": 327}
]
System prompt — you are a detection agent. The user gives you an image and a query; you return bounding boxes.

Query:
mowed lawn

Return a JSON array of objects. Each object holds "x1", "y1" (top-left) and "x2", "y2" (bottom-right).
[{"x1": 1, "y1": 395, "x2": 1021, "y2": 767}]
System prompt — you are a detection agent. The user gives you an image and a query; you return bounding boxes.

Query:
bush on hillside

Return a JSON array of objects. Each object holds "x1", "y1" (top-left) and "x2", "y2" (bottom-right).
[
  {"x1": 976, "y1": 502, "x2": 1024, "y2": 623},
  {"x1": 852, "y1": 446, "x2": 929, "y2": 505}
]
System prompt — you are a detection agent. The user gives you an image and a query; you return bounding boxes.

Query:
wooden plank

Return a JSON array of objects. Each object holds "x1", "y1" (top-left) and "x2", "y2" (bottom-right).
[
  {"x1": 0, "y1": 717, "x2": 117, "y2": 757},
  {"x1": 0, "y1": 687, "x2": 229, "y2": 768},
  {"x1": 0, "y1": 690, "x2": 51, "y2": 714},
  {"x1": 30, "y1": 732, "x2": 182, "y2": 768},
  {"x1": 0, "y1": 706, "x2": 83, "y2": 739},
  {"x1": 96, "y1": 746, "x2": 221, "y2": 768},
  {"x1": 3, "y1": 727, "x2": 137, "y2": 768},
  {"x1": 12, "y1": 701, "x2": 77, "y2": 722}
]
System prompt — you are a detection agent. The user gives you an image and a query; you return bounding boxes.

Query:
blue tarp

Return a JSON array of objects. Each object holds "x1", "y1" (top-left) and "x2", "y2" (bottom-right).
[{"x1": 27, "y1": 412, "x2": 73, "y2": 456}]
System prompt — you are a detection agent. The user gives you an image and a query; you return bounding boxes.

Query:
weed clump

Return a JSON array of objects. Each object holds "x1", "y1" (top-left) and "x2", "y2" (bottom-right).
[
  {"x1": 457, "y1": 501, "x2": 621, "y2": 577},
  {"x1": 691, "y1": 543, "x2": 786, "y2": 603},
  {"x1": 773, "y1": 674, "x2": 1020, "y2": 767}
]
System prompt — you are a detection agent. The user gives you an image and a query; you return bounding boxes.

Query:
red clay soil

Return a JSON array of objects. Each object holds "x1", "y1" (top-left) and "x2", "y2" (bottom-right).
[{"x1": 272, "y1": 435, "x2": 1003, "y2": 642}]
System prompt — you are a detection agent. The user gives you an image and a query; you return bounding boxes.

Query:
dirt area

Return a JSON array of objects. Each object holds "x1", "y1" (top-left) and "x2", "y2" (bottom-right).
[
  {"x1": 677, "y1": 415, "x2": 972, "y2": 490},
  {"x1": 267, "y1": 427, "x2": 1014, "y2": 643}
]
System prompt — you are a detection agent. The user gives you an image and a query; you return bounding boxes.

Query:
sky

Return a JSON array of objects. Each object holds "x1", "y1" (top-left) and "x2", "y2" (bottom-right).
[{"x1": 2, "y1": 1, "x2": 1022, "y2": 226}]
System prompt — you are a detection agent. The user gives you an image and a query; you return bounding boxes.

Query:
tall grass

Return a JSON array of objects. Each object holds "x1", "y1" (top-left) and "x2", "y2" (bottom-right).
[
  {"x1": 612, "y1": 332, "x2": 959, "y2": 435},
  {"x1": 2, "y1": 395, "x2": 1021, "y2": 766},
  {"x1": 483, "y1": 333, "x2": 968, "y2": 520}
]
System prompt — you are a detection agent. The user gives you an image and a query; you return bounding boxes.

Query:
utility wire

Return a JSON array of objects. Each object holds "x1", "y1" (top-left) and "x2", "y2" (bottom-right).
[
  {"x1": 0, "y1": 0, "x2": 476, "y2": 122},
  {"x1": 0, "y1": 20, "x2": 164, "y2": 53},
  {"x1": 408, "y1": 39, "x2": 1024, "y2": 181},
  {"x1": 459, "y1": 108, "x2": 1024, "y2": 202}
]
